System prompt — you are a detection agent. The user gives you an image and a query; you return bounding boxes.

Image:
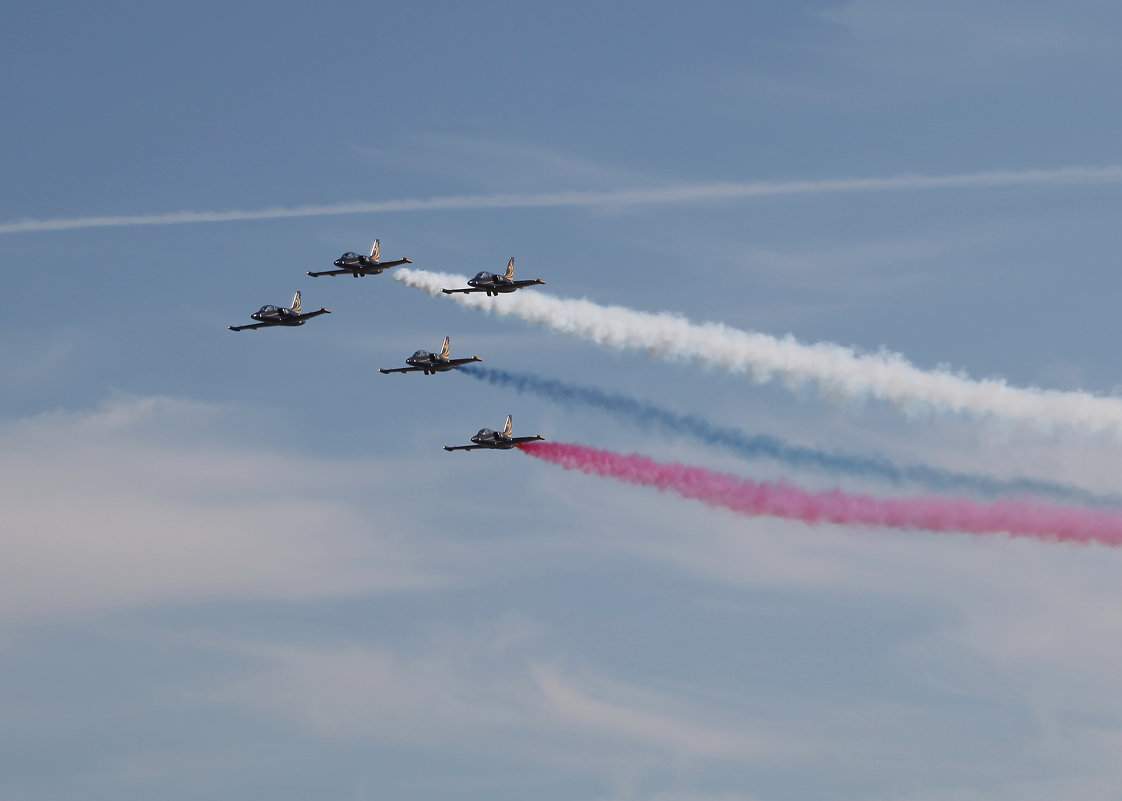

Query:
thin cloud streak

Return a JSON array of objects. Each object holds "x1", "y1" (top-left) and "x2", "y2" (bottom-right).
[{"x1": 5, "y1": 164, "x2": 1122, "y2": 233}]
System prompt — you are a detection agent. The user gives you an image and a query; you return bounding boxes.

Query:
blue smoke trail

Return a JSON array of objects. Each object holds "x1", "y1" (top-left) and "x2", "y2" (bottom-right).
[{"x1": 460, "y1": 365, "x2": 1120, "y2": 507}]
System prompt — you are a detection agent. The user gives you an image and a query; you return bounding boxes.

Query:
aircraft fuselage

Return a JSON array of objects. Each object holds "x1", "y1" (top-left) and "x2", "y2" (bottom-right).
[
  {"x1": 406, "y1": 354, "x2": 457, "y2": 374},
  {"x1": 331, "y1": 256, "x2": 383, "y2": 278},
  {"x1": 460, "y1": 271, "x2": 546, "y2": 297},
  {"x1": 469, "y1": 429, "x2": 519, "y2": 449},
  {"x1": 250, "y1": 306, "x2": 306, "y2": 326}
]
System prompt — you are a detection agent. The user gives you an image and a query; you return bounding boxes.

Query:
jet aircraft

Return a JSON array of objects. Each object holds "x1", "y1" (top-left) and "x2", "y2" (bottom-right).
[
  {"x1": 441, "y1": 258, "x2": 545, "y2": 296},
  {"x1": 308, "y1": 239, "x2": 412, "y2": 278},
  {"x1": 378, "y1": 337, "x2": 482, "y2": 375},
  {"x1": 443, "y1": 415, "x2": 545, "y2": 451},
  {"x1": 228, "y1": 291, "x2": 331, "y2": 331}
]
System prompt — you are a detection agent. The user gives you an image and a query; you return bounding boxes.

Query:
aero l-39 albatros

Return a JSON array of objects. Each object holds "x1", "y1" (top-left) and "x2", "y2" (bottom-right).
[
  {"x1": 378, "y1": 336, "x2": 482, "y2": 375},
  {"x1": 228, "y1": 291, "x2": 331, "y2": 331},
  {"x1": 308, "y1": 239, "x2": 412, "y2": 278},
  {"x1": 443, "y1": 415, "x2": 545, "y2": 452},
  {"x1": 441, "y1": 258, "x2": 545, "y2": 296}
]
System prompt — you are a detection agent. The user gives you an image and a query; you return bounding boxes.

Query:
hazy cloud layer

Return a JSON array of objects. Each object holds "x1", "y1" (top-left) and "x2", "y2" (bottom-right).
[{"x1": 0, "y1": 396, "x2": 440, "y2": 626}]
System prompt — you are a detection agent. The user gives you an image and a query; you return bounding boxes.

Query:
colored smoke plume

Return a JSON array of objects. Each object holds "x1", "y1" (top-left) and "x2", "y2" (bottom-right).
[
  {"x1": 397, "y1": 268, "x2": 1122, "y2": 436},
  {"x1": 519, "y1": 441, "x2": 1122, "y2": 545},
  {"x1": 461, "y1": 366, "x2": 1118, "y2": 506}
]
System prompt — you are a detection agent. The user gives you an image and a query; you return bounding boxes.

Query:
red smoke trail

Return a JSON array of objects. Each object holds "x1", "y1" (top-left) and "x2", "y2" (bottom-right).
[{"x1": 519, "y1": 442, "x2": 1122, "y2": 545}]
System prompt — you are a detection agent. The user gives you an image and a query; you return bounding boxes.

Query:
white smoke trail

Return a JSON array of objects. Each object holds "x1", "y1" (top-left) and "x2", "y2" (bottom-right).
[
  {"x1": 5, "y1": 164, "x2": 1122, "y2": 234},
  {"x1": 396, "y1": 268, "x2": 1122, "y2": 436}
]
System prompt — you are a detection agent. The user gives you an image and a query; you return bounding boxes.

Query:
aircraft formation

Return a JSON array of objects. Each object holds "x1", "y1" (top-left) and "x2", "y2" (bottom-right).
[
  {"x1": 227, "y1": 239, "x2": 547, "y2": 451},
  {"x1": 222, "y1": 233, "x2": 1122, "y2": 547}
]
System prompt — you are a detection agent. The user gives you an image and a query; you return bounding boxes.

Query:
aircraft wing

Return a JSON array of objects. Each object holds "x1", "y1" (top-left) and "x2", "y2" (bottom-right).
[
  {"x1": 306, "y1": 268, "x2": 351, "y2": 277},
  {"x1": 441, "y1": 287, "x2": 486, "y2": 294},
  {"x1": 376, "y1": 258, "x2": 412, "y2": 269},
  {"x1": 295, "y1": 308, "x2": 332, "y2": 321},
  {"x1": 512, "y1": 279, "x2": 546, "y2": 288},
  {"x1": 228, "y1": 322, "x2": 272, "y2": 331},
  {"x1": 378, "y1": 366, "x2": 425, "y2": 374},
  {"x1": 510, "y1": 435, "x2": 546, "y2": 445},
  {"x1": 446, "y1": 357, "x2": 483, "y2": 368},
  {"x1": 442, "y1": 444, "x2": 483, "y2": 452}
]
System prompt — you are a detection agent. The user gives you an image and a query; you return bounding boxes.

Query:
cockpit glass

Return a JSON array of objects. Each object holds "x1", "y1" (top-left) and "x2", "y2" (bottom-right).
[
  {"x1": 473, "y1": 272, "x2": 492, "y2": 281},
  {"x1": 411, "y1": 350, "x2": 428, "y2": 359},
  {"x1": 343, "y1": 252, "x2": 357, "y2": 259},
  {"x1": 476, "y1": 428, "x2": 493, "y2": 437}
]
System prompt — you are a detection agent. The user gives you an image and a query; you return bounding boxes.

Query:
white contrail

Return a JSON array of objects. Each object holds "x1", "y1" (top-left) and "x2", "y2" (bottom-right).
[
  {"x1": 5, "y1": 164, "x2": 1122, "y2": 234},
  {"x1": 396, "y1": 268, "x2": 1122, "y2": 436}
]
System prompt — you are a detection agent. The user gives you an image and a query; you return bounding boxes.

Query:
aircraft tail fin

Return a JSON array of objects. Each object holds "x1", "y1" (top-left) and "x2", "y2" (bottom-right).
[
  {"x1": 291, "y1": 291, "x2": 302, "y2": 313},
  {"x1": 503, "y1": 415, "x2": 513, "y2": 436},
  {"x1": 504, "y1": 258, "x2": 515, "y2": 279},
  {"x1": 440, "y1": 336, "x2": 451, "y2": 358},
  {"x1": 370, "y1": 239, "x2": 381, "y2": 262}
]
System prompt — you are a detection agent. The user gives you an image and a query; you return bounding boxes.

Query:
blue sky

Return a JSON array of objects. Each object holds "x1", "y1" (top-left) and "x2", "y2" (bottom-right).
[{"x1": 5, "y1": 2, "x2": 1122, "y2": 799}]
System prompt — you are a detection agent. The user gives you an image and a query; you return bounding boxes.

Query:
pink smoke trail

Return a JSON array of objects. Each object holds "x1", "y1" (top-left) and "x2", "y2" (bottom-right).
[{"x1": 519, "y1": 442, "x2": 1122, "y2": 546}]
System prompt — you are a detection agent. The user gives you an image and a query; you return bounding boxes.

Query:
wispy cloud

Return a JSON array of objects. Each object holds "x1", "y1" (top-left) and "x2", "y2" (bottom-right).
[
  {"x1": 214, "y1": 626, "x2": 797, "y2": 763},
  {"x1": 0, "y1": 396, "x2": 444, "y2": 625},
  {"x1": 532, "y1": 666, "x2": 782, "y2": 759},
  {"x1": 5, "y1": 164, "x2": 1122, "y2": 234}
]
